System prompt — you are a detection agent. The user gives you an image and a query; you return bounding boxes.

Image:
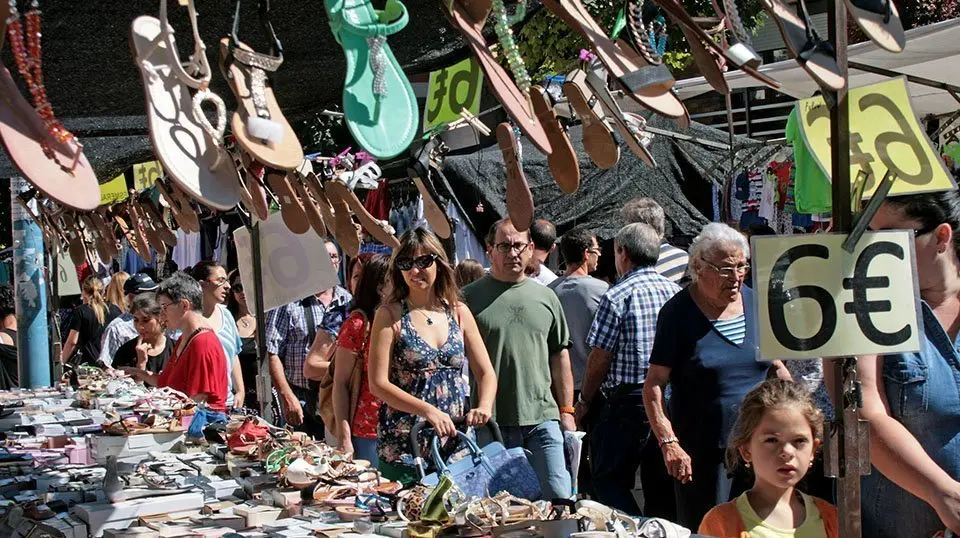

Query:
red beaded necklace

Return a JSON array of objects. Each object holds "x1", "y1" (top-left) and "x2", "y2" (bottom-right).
[{"x1": 6, "y1": 0, "x2": 80, "y2": 171}]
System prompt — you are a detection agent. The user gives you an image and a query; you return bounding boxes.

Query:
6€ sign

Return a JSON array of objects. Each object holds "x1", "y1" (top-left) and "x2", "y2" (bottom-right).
[
  {"x1": 797, "y1": 77, "x2": 956, "y2": 199},
  {"x1": 423, "y1": 57, "x2": 483, "y2": 131},
  {"x1": 752, "y1": 232, "x2": 922, "y2": 360},
  {"x1": 233, "y1": 212, "x2": 339, "y2": 313}
]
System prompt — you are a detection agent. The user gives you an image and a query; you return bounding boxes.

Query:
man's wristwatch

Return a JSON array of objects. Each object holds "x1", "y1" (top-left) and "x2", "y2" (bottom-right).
[
  {"x1": 559, "y1": 406, "x2": 576, "y2": 415},
  {"x1": 658, "y1": 436, "x2": 679, "y2": 448}
]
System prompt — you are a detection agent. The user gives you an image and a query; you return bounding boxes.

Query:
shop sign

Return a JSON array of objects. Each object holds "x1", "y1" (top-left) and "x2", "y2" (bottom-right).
[
  {"x1": 56, "y1": 252, "x2": 81, "y2": 297},
  {"x1": 99, "y1": 174, "x2": 128, "y2": 205},
  {"x1": 423, "y1": 57, "x2": 483, "y2": 131},
  {"x1": 797, "y1": 77, "x2": 956, "y2": 198},
  {"x1": 752, "y1": 232, "x2": 922, "y2": 359},
  {"x1": 132, "y1": 161, "x2": 162, "y2": 192},
  {"x1": 233, "y1": 212, "x2": 339, "y2": 313}
]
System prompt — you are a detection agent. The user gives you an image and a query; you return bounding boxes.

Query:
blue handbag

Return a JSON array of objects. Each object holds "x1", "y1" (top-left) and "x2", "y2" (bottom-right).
[{"x1": 417, "y1": 428, "x2": 542, "y2": 501}]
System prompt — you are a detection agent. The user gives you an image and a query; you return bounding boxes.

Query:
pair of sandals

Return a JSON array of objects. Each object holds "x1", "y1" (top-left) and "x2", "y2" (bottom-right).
[{"x1": 132, "y1": 0, "x2": 304, "y2": 212}]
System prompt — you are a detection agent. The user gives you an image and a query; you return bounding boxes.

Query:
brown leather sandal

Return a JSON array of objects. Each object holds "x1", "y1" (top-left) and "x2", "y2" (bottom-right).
[
  {"x1": 496, "y1": 123, "x2": 534, "y2": 232},
  {"x1": 325, "y1": 180, "x2": 400, "y2": 249},
  {"x1": 61, "y1": 212, "x2": 91, "y2": 267},
  {"x1": 323, "y1": 180, "x2": 362, "y2": 257},
  {"x1": 293, "y1": 174, "x2": 328, "y2": 238},
  {"x1": 169, "y1": 183, "x2": 201, "y2": 233},
  {"x1": 114, "y1": 207, "x2": 152, "y2": 262},
  {"x1": 79, "y1": 213, "x2": 114, "y2": 264},
  {"x1": 304, "y1": 172, "x2": 337, "y2": 234},
  {"x1": 532, "y1": 86, "x2": 580, "y2": 194},
  {"x1": 563, "y1": 72, "x2": 620, "y2": 169},
  {"x1": 139, "y1": 199, "x2": 178, "y2": 247},
  {"x1": 266, "y1": 171, "x2": 310, "y2": 235}
]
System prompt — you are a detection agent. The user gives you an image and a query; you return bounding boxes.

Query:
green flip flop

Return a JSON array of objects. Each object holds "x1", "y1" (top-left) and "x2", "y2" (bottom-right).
[{"x1": 326, "y1": 0, "x2": 418, "y2": 159}]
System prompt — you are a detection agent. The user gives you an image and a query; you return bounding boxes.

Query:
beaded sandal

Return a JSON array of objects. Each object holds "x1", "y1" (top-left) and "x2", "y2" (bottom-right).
[
  {"x1": 220, "y1": 0, "x2": 304, "y2": 171},
  {"x1": 131, "y1": 0, "x2": 243, "y2": 210},
  {"x1": 0, "y1": 0, "x2": 100, "y2": 211}
]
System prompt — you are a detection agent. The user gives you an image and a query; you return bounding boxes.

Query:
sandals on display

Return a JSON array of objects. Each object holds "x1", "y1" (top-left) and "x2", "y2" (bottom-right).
[
  {"x1": 539, "y1": 0, "x2": 686, "y2": 119},
  {"x1": 138, "y1": 197, "x2": 178, "y2": 248},
  {"x1": 759, "y1": 0, "x2": 844, "y2": 90},
  {"x1": 0, "y1": 1, "x2": 100, "y2": 211},
  {"x1": 219, "y1": 0, "x2": 304, "y2": 171},
  {"x1": 442, "y1": 0, "x2": 552, "y2": 154},
  {"x1": 130, "y1": 0, "x2": 243, "y2": 210},
  {"x1": 531, "y1": 86, "x2": 580, "y2": 193},
  {"x1": 562, "y1": 71, "x2": 620, "y2": 169},
  {"x1": 114, "y1": 207, "x2": 153, "y2": 263},
  {"x1": 408, "y1": 142, "x2": 452, "y2": 239},
  {"x1": 233, "y1": 148, "x2": 270, "y2": 221},
  {"x1": 324, "y1": 180, "x2": 363, "y2": 257},
  {"x1": 325, "y1": 179, "x2": 401, "y2": 249},
  {"x1": 304, "y1": 171, "x2": 338, "y2": 235},
  {"x1": 266, "y1": 171, "x2": 310, "y2": 235},
  {"x1": 496, "y1": 123, "x2": 535, "y2": 232},
  {"x1": 710, "y1": 0, "x2": 763, "y2": 68},
  {"x1": 60, "y1": 211, "x2": 91, "y2": 267},
  {"x1": 583, "y1": 64, "x2": 657, "y2": 168},
  {"x1": 325, "y1": 0, "x2": 418, "y2": 159},
  {"x1": 845, "y1": 0, "x2": 905, "y2": 53}
]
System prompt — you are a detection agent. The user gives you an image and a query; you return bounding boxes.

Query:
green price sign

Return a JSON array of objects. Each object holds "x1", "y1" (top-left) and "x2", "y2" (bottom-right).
[{"x1": 423, "y1": 57, "x2": 483, "y2": 131}]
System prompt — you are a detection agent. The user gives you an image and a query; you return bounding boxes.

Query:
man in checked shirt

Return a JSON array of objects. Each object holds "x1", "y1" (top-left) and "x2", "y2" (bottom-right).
[{"x1": 576, "y1": 223, "x2": 680, "y2": 517}]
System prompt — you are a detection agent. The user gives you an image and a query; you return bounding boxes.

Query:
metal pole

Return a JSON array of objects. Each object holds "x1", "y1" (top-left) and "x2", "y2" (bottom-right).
[
  {"x1": 725, "y1": 91, "x2": 736, "y2": 174},
  {"x1": 10, "y1": 178, "x2": 51, "y2": 388},
  {"x1": 827, "y1": 1, "x2": 866, "y2": 536},
  {"x1": 250, "y1": 221, "x2": 272, "y2": 422}
]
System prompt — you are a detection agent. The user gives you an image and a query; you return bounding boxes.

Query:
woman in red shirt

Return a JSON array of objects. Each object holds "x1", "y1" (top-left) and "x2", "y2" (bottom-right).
[
  {"x1": 127, "y1": 272, "x2": 228, "y2": 410},
  {"x1": 333, "y1": 254, "x2": 389, "y2": 465}
]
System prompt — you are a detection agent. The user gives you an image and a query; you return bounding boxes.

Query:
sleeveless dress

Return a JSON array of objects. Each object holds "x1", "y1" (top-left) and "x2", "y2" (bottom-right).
[{"x1": 377, "y1": 302, "x2": 470, "y2": 466}]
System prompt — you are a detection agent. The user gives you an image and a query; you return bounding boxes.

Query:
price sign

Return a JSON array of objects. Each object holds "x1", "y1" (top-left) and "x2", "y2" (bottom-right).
[
  {"x1": 56, "y1": 253, "x2": 80, "y2": 297},
  {"x1": 753, "y1": 232, "x2": 922, "y2": 359},
  {"x1": 132, "y1": 161, "x2": 162, "y2": 192},
  {"x1": 798, "y1": 77, "x2": 956, "y2": 198},
  {"x1": 423, "y1": 57, "x2": 483, "y2": 131},
  {"x1": 233, "y1": 212, "x2": 339, "y2": 313},
  {"x1": 99, "y1": 174, "x2": 128, "y2": 206}
]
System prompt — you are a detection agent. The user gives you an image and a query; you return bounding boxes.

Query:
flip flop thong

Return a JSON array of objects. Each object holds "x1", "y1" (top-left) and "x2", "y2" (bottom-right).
[
  {"x1": 496, "y1": 123, "x2": 534, "y2": 232},
  {"x1": 562, "y1": 73, "x2": 620, "y2": 169},
  {"x1": 845, "y1": 0, "x2": 905, "y2": 53},
  {"x1": 531, "y1": 86, "x2": 579, "y2": 194},
  {"x1": 326, "y1": 0, "x2": 418, "y2": 159},
  {"x1": 760, "y1": 0, "x2": 843, "y2": 90},
  {"x1": 585, "y1": 63, "x2": 657, "y2": 168}
]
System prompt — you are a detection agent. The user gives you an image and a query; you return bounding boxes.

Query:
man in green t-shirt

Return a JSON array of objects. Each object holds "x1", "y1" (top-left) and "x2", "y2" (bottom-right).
[{"x1": 462, "y1": 218, "x2": 575, "y2": 500}]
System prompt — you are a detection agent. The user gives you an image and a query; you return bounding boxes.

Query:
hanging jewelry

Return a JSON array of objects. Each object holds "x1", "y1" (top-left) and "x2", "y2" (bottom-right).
[
  {"x1": 7, "y1": 0, "x2": 81, "y2": 172},
  {"x1": 491, "y1": 0, "x2": 534, "y2": 119},
  {"x1": 647, "y1": 15, "x2": 668, "y2": 58}
]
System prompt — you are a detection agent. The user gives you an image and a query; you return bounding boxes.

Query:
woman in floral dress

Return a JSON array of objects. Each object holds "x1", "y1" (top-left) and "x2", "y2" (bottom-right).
[{"x1": 368, "y1": 228, "x2": 498, "y2": 484}]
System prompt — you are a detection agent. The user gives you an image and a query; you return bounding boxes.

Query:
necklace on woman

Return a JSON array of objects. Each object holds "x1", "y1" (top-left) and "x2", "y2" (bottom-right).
[{"x1": 413, "y1": 308, "x2": 438, "y2": 326}]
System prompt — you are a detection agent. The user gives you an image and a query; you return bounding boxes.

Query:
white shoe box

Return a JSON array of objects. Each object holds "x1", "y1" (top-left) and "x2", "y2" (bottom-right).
[{"x1": 73, "y1": 492, "x2": 204, "y2": 537}]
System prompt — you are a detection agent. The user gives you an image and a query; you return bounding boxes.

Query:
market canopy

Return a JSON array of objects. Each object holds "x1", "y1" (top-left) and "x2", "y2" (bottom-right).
[
  {"x1": 440, "y1": 116, "x2": 751, "y2": 243},
  {"x1": 674, "y1": 17, "x2": 960, "y2": 118}
]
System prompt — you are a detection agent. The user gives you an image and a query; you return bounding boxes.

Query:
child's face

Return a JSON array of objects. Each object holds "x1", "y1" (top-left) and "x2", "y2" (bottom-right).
[{"x1": 740, "y1": 405, "x2": 819, "y2": 489}]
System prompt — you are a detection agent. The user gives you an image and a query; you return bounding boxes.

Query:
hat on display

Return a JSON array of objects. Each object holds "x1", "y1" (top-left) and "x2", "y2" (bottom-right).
[{"x1": 124, "y1": 273, "x2": 159, "y2": 295}]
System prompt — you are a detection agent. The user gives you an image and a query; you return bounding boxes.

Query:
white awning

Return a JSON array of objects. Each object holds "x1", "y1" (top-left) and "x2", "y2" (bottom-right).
[{"x1": 674, "y1": 17, "x2": 960, "y2": 117}]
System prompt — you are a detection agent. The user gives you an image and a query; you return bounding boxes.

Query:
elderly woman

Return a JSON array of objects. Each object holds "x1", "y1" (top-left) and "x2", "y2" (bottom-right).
[
  {"x1": 831, "y1": 190, "x2": 960, "y2": 537},
  {"x1": 643, "y1": 223, "x2": 789, "y2": 529},
  {"x1": 126, "y1": 272, "x2": 228, "y2": 410}
]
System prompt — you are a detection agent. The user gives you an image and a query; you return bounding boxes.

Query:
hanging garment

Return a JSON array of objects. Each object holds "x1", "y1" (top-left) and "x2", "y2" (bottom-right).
[
  {"x1": 786, "y1": 108, "x2": 832, "y2": 214},
  {"x1": 172, "y1": 230, "x2": 201, "y2": 272},
  {"x1": 446, "y1": 202, "x2": 488, "y2": 266},
  {"x1": 365, "y1": 179, "x2": 391, "y2": 221},
  {"x1": 758, "y1": 170, "x2": 777, "y2": 222}
]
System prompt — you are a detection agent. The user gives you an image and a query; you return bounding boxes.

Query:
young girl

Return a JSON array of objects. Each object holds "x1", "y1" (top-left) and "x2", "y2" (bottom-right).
[{"x1": 699, "y1": 379, "x2": 838, "y2": 537}]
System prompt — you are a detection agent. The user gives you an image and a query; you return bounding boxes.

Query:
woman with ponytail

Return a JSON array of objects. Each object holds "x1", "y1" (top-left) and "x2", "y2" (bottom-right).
[{"x1": 60, "y1": 276, "x2": 122, "y2": 367}]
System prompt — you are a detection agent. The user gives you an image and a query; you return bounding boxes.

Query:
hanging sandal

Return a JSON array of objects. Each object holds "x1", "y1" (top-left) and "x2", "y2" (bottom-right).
[
  {"x1": 540, "y1": 0, "x2": 686, "y2": 119},
  {"x1": 0, "y1": 1, "x2": 100, "y2": 211},
  {"x1": 266, "y1": 171, "x2": 310, "y2": 234},
  {"x1": 324, "y1": 179, "x2": 363, "y2": 257},
  {"x1": 115, "y1": 208, "x2": 153, "y2": 262},
  {"x1": 562, "y1": 70, "x2": 620, "y2": 169},
  {"x1": 442, "y1": 0, "x2": 552, "y2": 154},
  {"x1": 168, "y1": 182, "x2": 202, "y2": 232},
  {"x1": 305, "y1": 172, "x2": 338, "y2": 233},
  {"x1": 60, "y1": 212, "x2": 91, "y2": 267},
  {"x1": 325, "y1": 179, "x2": 400, "y2": 248},
  {"x1": 531, "y1": 85, "x2": 580, "y2": 193},
  {"x1": 325, "y1": 0, "x2": 418, "y2": 159},
  {"x1": 139, "y1": 198, "x2": 178, "y2": 247},
  {"x1": 130, "y1": 196, "x2": 168, "y2": 254},
  {"x1": 130, "y1": 0, "x2": 243, "y2": 210},
  {"x1": 79, "y1": 213, "x2": 115, "y2": 263},
  {"x1": 496, "y1": 123, "x2": 535, "y2": 232},
  {"x1": 708, "y1": 0, "x2": 763, "y2": 68},
  {"x1": 408, "y1": 141, "x2": 452, "y2": 239},
  {"x1": 219, "y1": 0, "x2": 304, "y2": 171},
  {"x1": 845, "y1": 0, "x2": 904, "y2": 53},
  {"x1": 584, "y1": 62, "x2": 657, "y2": 168},
  {"x1": 758, "y1": 0, "x2": 843, "y2": 90}
]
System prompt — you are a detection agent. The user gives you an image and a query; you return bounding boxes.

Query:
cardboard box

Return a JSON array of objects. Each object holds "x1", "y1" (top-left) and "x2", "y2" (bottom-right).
[
  {"x1": 73, "y1": 492, "x2": 204, "y2": 537},
  {"x1": 234, "y1": 504, "x2": 283, "y2": 527},
  {"x1": 89, "y1": 432, "x2": 185, "y2": 464}
]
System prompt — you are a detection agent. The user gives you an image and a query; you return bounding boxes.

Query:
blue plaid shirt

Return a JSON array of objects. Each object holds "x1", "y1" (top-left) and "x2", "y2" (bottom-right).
[
  {"x1": 264, "y1": 286, "x2": 351, "y2": 390},
  {"x1": 585, "y1": 266, "x2": 680, "y2": 390}
]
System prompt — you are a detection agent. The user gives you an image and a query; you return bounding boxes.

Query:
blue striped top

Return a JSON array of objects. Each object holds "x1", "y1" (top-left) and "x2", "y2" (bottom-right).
[{"x1": 712, "y1": 314, "x2": 746, "y2": 345}]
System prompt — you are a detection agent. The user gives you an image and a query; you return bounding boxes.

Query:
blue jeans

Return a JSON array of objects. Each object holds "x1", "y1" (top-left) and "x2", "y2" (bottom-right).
[
  {"x1": 352, "y1": 437, "x2": 379, "y2": 469},
  {"x1": 481, "y1": 420, "x2": 572, "y2": 500}
]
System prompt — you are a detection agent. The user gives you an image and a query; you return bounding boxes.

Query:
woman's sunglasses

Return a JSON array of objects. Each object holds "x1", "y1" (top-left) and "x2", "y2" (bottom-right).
[{"x1": 396, "y1": 254, "x2": 438, "y2": 272}]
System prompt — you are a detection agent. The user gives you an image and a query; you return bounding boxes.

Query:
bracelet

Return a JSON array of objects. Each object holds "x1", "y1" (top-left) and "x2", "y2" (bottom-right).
[
  {"x1": 658, "y1": 437, "x2": 679, "y2": 448},
  {"x1": 559, "y1": 406, "x2": 576, "y2": 415}
]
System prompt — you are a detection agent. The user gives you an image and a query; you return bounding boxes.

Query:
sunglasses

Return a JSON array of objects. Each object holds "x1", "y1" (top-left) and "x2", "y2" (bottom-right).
[
  {"x1": 396, "y1": 254, "x2": 438, "y2": 272},
  {"x1": 232, "y1": 283, "x2": 244, "y2": 293}
]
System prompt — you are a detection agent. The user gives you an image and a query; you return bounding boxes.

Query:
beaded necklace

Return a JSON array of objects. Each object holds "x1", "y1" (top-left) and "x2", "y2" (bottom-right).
[
  {"x1": 491, "y1": 0, "x2": 534, "y2": 116},
  {"x1": 6, "y1": 0, "x2": 79, "y2": 171}
]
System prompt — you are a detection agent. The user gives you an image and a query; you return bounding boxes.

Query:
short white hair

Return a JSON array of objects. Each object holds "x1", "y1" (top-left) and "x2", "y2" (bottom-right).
[{"x1": 688, "y1": 223, "x2": 750, "y2": 281}]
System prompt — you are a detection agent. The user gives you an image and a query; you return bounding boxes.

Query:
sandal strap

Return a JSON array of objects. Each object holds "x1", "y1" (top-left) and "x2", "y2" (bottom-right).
[
  {"x1": 158, "y1": 0, "x2": 213, "y2": 89},
  {"x1": 328, "y1": 0, "x2": 409, "y2": 39},
  {"x1": 619, "y1": 64, "x2": 674, "y2": 92},
  {"x1": 795, "y1": 0, "x2": 835, "y2": 62},
  {"x1": 624, "y1": 0, "x2": 662, "y2": 65}
]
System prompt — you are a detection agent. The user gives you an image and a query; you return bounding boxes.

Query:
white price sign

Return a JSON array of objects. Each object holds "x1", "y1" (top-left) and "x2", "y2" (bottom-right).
[
  {"x1": 752, "y1": 231, "x2": 923, "y2": 360},
  {"x1": 233, "y1": 212, "x2": 339, "y2": 313},
  {"x1": 56, "y1": 253, "x2": 80, "y2": 297}
]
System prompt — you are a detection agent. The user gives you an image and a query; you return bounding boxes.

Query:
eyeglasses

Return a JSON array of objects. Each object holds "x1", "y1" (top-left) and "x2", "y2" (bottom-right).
[
  {"x1": 158, "y1": 301, "x2": 174, "y2": 312},
  {"x1": 494, "y1": 242, "x2": 530, "y2": 254},
  {"x1": 396, "y1": 254, "x2": 438, "y2": 271},
  {"x1": 701, "y1": 258, "x2": 750, "y2": 278},
  {"x1": 232, "y1": 283, "x2": 244, "y2": 293},
  {"x1": 586, "y1": 247, "x2": 601, "y2": 255},
  {"x1": 207, "y1": 277, "x2": 228, "y2": 287}
]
